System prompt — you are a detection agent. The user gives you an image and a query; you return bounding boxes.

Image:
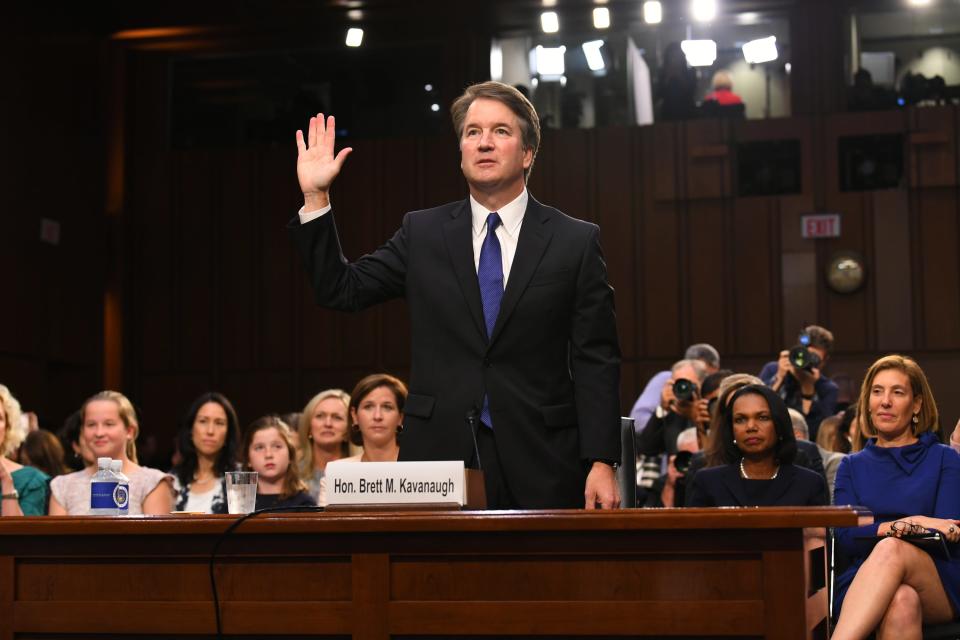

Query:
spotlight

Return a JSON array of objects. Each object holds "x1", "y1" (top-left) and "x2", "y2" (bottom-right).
[
  {"x1": 532, "y1": 45, "x2": 566, "y2": 79},
  {"x1": 643, "y1": 1, "x2": 663, "y2": 24},
  {"x1": 541, "y1": 11, "x2": 559, "y2": 33},
  {"x1": 593, "y1": 7, "x2": 610, "y2": 29},
  {"x1": 742, "y1": 36, "x2": 778, "y2": 64},
  {"x1": 908, "y1": 0, "x2": 932, "y2": 5},
  {"x1": 345, "y1": 28, "x2": 363, "y2": 47},
  {"x1": 582, "y1": 40, "x2": 605, "y2": 71},
  {"x1": 691, "y1": 0, "x2": 717, "y2": 22},
  {"x1": 681, "y1": 39, "x2": 717, "y2": 67},
  {"x1": 430, "y1": 103, "x2": 440, "y2": 112}
]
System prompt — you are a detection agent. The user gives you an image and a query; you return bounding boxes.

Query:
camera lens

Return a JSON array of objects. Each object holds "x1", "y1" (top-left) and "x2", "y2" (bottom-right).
[
  {"x1": 674, "y1": 450, "x2": 694, "y2": 474},
  {"x1": 673, "y1": 379, "x2": 697, "y2": 402},
  {"x1": 789, "y1": 345, "x2": 821, "y2": 371}
]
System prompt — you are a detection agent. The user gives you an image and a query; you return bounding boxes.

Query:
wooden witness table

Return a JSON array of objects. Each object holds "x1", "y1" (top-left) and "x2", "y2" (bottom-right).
[{"x1": 0, "y1": 507, "x2": 869, "y2": 640}]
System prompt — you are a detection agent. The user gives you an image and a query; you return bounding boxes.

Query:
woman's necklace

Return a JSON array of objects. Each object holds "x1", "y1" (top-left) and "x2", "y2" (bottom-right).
[{"x1": 740, "y1": 459, "x2": 779, "y2": 480}]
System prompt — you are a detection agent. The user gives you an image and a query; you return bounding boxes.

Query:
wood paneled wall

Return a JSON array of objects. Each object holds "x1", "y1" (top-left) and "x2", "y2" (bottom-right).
[{"x1": 123, "y1": 95, "x2": 960, "y2": 461}]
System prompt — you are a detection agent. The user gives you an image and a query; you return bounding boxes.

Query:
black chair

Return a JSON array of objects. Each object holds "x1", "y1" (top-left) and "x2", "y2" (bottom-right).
[{"x1": 617, "y1": 417, "x2": 637, "y2": 508}]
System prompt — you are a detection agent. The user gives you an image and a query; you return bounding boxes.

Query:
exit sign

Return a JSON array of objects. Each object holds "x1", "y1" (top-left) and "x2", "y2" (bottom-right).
[{"x1": 801, "y1": 214, "x2": 841, "y2": 239}]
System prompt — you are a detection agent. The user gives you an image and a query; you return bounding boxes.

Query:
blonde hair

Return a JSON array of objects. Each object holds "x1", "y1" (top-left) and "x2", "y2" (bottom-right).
[
  {"x1": 0, "y1": 384, "x2": 23, "y2": 457},
  {"x1": 856, "y1": 355, "x2": 939, "y2": 449},
  {"x1": 81, "y1": 390, "x2": 140, "y2": 463},
  {"x1": 242, "y1": 415, "x2": 307, "y2": 500},
  {"x1": 712, "y1": 70, "x2": 733, "y2": 91},
  {"x1": 297, "y1": 388, "x2": 354, "y2": 476}
]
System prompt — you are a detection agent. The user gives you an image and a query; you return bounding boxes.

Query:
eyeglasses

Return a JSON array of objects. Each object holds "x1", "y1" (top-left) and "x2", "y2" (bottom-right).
[{"x1": 888, "y1": 520, "x2": 927, "y2": 537}]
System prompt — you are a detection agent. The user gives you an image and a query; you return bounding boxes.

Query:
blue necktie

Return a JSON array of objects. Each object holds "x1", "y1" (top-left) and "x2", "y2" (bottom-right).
[{"x1": 478, "y1": 212, "x2": 503, "y2": 428}]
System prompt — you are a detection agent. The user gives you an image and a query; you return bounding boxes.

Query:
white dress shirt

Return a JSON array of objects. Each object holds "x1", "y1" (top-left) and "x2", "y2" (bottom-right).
[{"x1": 298, "y1": 188, "x2": 528, "y2": 283}]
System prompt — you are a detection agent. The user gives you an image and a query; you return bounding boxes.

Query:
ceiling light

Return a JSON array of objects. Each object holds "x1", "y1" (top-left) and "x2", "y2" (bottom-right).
[
  {"x1": 345, "y1": 28, "x2": 363, "y2": 47},
  {"x1": 532, "y1": 45, "x2": 566, "y2": 78},
  {"x1": 691, "y1": 0, "x2": 717, "y2": 22},
  {"x1": 681, "y1": 39, "x2": 717, "y2": 66},
  {"x1": 908, "y1": 0, "x2": 932, "y2": 5},
  {"x1": 593, "y1": 7, "x2": 610, "y2": 29},
  {"x1": 643, "y1": 1, "x2": 663, "y2": 24},
  {"x1": 742, "y1": 36, "x2": 778, "y2": 64},
  {"x1": 541, "y1": 11, "x2": 559, "y2": 33},
  {"x1": 430, "y1": 104, "x2": 440, "y2": 112},
  {"x1": 582, "y1": 40, "x2": 605, "y2": 71}
]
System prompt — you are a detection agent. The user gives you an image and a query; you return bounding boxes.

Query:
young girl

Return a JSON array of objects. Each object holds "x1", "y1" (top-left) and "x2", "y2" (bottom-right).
[
  {"x1": 49, "y1": 390, "x2": 172, "y2": 515},
  {"x1": 242, "y1": 416, "x2": 315, "y2": 511}
]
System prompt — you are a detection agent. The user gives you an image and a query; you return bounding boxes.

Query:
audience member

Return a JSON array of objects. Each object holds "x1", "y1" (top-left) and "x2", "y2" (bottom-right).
[
  {"x1": 792, "y1": 409, "x2": 843, "y2": 503},
  {"x1": 645, "y1": 427, "x2": 699, "y2": 508},
  {"x1": 951, "y1": 417, "x2": 960, "y2": 454},
  {"x1": 629, "y1": 343, "x2": 720, "y2": 434},
  {"x1": 296, "y1": 389, "x2": 355, "y2": 500},
  {"x1": 657, "y1": 41, "x2": 697, "y2": 121},
  {"x1": 637, "y1": 359, "x2": 709, "y2": 458},
  {"x1": 0, "y1": 384, "x2": 49, "y2": 516},
  {"x1": 242, "y1": 415, "x2": 315, "y2": 511},
  {"x1": 703, "y1": 70, "x2": 743, "y2": 105},
  {"x1": 319, "y1": 374, "x2": 407, "y2": 506},
  {"x1": 281, "y1": 412, "x2": 302, "y2": 449},
  {"x1": 832, "y1": 355, "x2": 960, "y2": 639},
  {"x1": 686, "y1": 385, "x2": 828, "y2": 507},
  {"x1": 759, "y1": 324, "x2": 839, "y2": 439},
  {"x1": 49, "y1": 391, "x2": 172, "y2": 516},
  {"x1": 19, "y1": 429, "x2": 70, "y2": 479},
  {"x1": 171, "y1": 392, "x2": 240, "y2": 514}
]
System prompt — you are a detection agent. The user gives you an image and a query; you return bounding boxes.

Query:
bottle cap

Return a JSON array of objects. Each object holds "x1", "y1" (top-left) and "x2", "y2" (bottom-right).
[
  {"x1": 110, "y1": 460, "x2": 122, "y2": 472},
  {"x1": 97, "y1": 457, "x2": 111, "y2": 469}
]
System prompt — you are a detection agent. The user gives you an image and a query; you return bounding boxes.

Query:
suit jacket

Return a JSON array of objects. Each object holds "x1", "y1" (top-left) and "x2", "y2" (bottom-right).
[
  {"x1": 685, "y1": 463, "x2": 829, "y2": 507},
  {"x1": 289, "y1": 195, "x2": 621, "y2": 508}
]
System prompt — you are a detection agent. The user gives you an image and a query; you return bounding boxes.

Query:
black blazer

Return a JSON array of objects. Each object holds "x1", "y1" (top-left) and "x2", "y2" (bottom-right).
[
  {"x1": 289, "y1": 196, "x2": 621, "y2": 508},
  {"x1": 685, "y1": 463, "x2": 829, "y2": 508}
]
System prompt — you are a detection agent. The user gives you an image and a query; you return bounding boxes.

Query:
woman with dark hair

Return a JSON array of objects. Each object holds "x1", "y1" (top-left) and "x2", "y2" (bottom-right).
[
  {"x1": 831, "y1": 355, "x2": 960, "y2": 639},
  {"x1": 242, "y1": 416, "x2": 315, "y2": 510},
  {"x1": 19, "y1": 429, "x2": 70, "y2": 479},
  {"x1": 686, "y1": 384, "x2": 828, "y2": 507},
  {"x1": 170, "y1": 392, "x2": 240, "y2": 514}
]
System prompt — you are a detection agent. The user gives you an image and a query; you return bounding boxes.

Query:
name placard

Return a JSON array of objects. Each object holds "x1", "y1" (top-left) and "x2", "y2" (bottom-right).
[{"x1": 325, "y1": 461, "x2": 467, "y2": 507}]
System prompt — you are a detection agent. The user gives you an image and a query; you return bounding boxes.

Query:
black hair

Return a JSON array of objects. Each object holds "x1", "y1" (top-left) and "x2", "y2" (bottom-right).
[
  {"x1": 701, "y1": 369, "x2": 734, "y2": 398},
  {"x1": 173, "y1": 392, "x2": 240, "y2": 487},
  {"x1": 719, "y1": 384, "x2": 797, "y2": 465}
]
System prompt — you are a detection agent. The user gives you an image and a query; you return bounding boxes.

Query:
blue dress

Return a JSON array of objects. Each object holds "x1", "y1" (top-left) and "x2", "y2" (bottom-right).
[{"x1": 833, "y1": 431, "x2": 960, "y2": 616}]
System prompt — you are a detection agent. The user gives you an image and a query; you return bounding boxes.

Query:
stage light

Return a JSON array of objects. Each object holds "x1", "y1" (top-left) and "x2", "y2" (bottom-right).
[
  {"x1": 345, "y1": 28, "x2": 363, "y2": 47},
  {"x1": 691, "y1": 0, "x2": 717, "y2": 22},
  {"x1": 490, "y1": 41, "x2": 503, "y2": 81},
  {"x1": 742, "y1": 36, "x2": 778, "y2": 64},
  {"x1": 430, "y1": 103, "x2": 440, "y2": 112},
  {"x1": 582, "y1": 40, "x2": 605, "y2": 71},
  {"x1": 541, "y1": 11, "x2": 559, "y2": 33},
  {"x1": 593, "y1": 7, "x2": 610, "y2": 29},
  {"x1": 533, "y1": 45, "x2": 566, "y2": 77},
  {"x1": 908, "y1": 0, "x2": 932, "y2": 6},
  {"x1": 643, "y1": 1, "x2": 663, "y2": 24},
  {"x1": 681, "y1": 39, "x2": 717, "y2": 67}
]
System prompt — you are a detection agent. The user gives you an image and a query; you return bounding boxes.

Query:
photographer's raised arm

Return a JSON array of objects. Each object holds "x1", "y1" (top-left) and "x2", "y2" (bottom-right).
[{"x1": 296, "y1": 113, "x2": 353, "y2": 213}]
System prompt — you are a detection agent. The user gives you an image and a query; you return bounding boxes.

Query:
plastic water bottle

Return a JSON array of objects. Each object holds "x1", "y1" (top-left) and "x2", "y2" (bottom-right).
[
  {"x1": 109, "y1": 459, "x2": 130, "y2": 516},
  {"x1": 89, "y1": 457, "x2": 120, "y2": 516}
]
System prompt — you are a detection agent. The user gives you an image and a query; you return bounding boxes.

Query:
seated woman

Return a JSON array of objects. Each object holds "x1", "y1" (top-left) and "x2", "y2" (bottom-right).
[
  {"x1": 686, "y1": 384, "x2": 828, "y2": 507},
  {"x1": 831, "y1": 355, "x2": 960, "y2": 639},
  {"x1": 19, "y1": 429, "x2": 71, "y2": 480},
  {"x1": 319, "y1": 374, "x2": 407, "y2": 505},
  {"x1": 49, "y1": 391, "x2": 173, "y2": 515},
  {"x1": 242, "y1": 416, "x2": 315, "y2": 511},
  {"x1": 296, "y1": 389, "x2": 355, "y2": 500},
  {"x1": 170, "y1": 392, "x2": 240, "y2": 513},
  {"x1": 0, "y1": 384, "x2": 49, "y2": 515}
]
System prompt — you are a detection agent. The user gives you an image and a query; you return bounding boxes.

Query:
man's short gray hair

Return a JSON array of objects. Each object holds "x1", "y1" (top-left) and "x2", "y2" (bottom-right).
[
  {"x1": 671, "y1": 359, "x2": 707, "y2": 382},
  {"x1": 788, "y1": 408, "x2": 809, "y2": 440},
  {"x1": 675, "y1": 427, "x2": 699, "y2": 452},
  {"x1": 684, "y1": 343, "x2": 720, "y2": 369}
]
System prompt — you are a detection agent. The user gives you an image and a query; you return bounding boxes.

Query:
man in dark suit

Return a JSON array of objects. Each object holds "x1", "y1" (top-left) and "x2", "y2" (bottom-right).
[{"x1": 289, "y1": 82, "x2": 621, "y2": 509}]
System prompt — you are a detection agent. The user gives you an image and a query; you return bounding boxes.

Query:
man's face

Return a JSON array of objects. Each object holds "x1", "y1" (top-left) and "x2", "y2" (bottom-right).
[
  {"x1": 459, "y1": 98, "x2": 532, "y2": 195},
  {"x1": 673, "y1": 365, "x2": 699, "y2": 386}
]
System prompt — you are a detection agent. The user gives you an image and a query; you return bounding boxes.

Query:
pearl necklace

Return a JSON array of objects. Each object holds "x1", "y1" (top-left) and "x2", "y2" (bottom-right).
[{"x1": 740, "y1": 459, "x2": 779, "y2": 480}]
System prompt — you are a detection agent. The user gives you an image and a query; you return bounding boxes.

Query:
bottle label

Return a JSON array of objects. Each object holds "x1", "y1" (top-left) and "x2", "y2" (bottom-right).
[
  {"x1": 91, "y1": 481, "x2": 120, "y2": 509},
  {"x1": 114, "y1": 484, "x2": 129, "y2": 510}
]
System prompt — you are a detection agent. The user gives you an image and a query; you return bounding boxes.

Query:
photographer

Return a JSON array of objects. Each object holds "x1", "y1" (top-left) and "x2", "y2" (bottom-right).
[
  {"x1": 637, "y1": 359, "x2": 709, "y2": 458},
  {"x1": 629, "y1": 344, "x2": 720, "y2": 435},
  {"x1": 644, "y1": 428, "x2": 699, "y2": 508},
  {"x1": 759, "y1": 325, "x2": 838, "y2": 441}
]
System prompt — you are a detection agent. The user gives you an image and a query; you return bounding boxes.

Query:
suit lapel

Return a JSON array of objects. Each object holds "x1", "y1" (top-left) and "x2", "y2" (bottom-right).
[
  {"x1": 441, "y1": 200, "x2": 487, "y2": 341},
  {"x1": 488, "y1": 197, "x2": 552, "y2": 346},
  {"x1": 720, "y1": 464, "x2": 751, "y2": 506}
]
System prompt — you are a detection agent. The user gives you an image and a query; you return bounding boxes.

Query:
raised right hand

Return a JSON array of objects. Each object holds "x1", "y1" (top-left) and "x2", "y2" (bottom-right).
[{"x1": 296, "y1": 113, "x2": 353, "y2": 211}]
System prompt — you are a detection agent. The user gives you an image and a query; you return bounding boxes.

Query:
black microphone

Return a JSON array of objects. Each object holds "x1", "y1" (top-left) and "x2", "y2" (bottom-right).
[{"x1": 465, "y1": 407, "x2": 483, "y2": 472}]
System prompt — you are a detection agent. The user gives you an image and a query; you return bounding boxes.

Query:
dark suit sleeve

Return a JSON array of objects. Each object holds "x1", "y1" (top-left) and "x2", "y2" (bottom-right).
[
  {"x1": 809, "y1": 473, "x2": 829, "y2": 506},
  {"x1": 685, "y1": 470, "x2": 713, "y2": 507},
  {"x1": 288, "y1": 210, "x2": 407, "y2": 311},
  {"x1": 571, "y1": 225, "x2": 622, "y2": 462},
  {"x1": 636, "y1": 413, "x2": 667, "y2": 456}
]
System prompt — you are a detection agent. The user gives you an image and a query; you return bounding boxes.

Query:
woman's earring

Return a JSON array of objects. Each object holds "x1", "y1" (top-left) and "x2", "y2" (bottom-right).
[
  {"x1": 732, "y1": 439, "x2": 738, "y2": 444},
  {"x1": 912, "y1": 414, "x2": 920, "y2": 425},
  {"x1": 397, "y1": 423, "x2": 404, "y2": 434}
]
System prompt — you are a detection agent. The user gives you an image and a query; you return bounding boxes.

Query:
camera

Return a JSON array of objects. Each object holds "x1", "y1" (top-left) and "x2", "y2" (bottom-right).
[
  {"x1": 788, "y1": 333, "x2": 822, "y2": 372},
  {"x1": 673, "y1": 450, "x2": 694, "y2": 474},
  {"x1": 673, "y1": 378, "x2": 698, "y2": 402}
]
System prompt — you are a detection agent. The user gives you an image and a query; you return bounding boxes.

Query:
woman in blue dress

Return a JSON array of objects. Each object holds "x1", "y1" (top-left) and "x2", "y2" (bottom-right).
[{"x1": 832, "y1": 355, "x2": 960, "y2": 639}]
